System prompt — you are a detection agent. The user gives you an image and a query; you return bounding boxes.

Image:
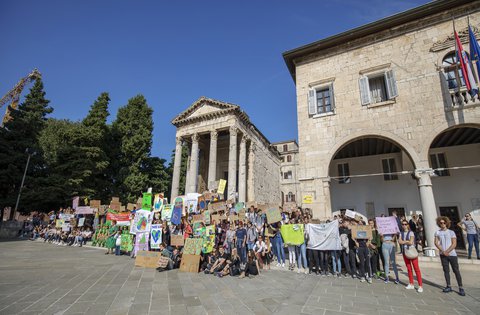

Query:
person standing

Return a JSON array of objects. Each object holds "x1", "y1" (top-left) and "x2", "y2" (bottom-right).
[
  {"x1": 399, "y1": 220, "x2": 423, "y2": 293},
  {"x1": 235, "y1": 221, "x2": 247, "y2": 264},
  {"x1": 457, "y1": 213, "x2": 479, "y2": 260},
  {"x1": 435, "y1": 216, "x2": 465, "y2": 296}
]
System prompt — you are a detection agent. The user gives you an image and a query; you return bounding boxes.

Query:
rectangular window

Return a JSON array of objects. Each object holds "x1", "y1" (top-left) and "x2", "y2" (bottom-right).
[
  {"x1": 287, "y1": 155, "x2": 292, "y2": 162},
  {"x1": 382, "y1": 158, "x2": 398, "y2": 181},
  {"x1": 359, "y1": 69, "x2": 398, "y2": 105},
  {"x1": 283, "y1": 144, "x2": 288, "y2": 152},
  {"x1": 337, "y1": 163, "x2": 350, "y2": 184},
  {"x1": 430, "y1": 153, "x2": 450, "y2": 176},
  {"x1": 283, "y1": 171, "x2": 292, "y2": 180},
  {"x1": 308, "y1": 84, "x2": 335, "y2": 116},
  {"x1": 368, "y1": 76, "x2": 387, "y2": 103}
]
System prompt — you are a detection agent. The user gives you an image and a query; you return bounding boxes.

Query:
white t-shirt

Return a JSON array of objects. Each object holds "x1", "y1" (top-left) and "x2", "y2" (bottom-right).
[{"x1": 435, "y1": 229, "x2": 457, "y2": 256}]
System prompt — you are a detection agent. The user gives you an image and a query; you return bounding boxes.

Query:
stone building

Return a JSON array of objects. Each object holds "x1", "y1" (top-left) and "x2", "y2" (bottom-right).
[
  {"x1": 272, "y1": 140, "x2": 301, "y2": 206},
  {"x1": 283, "y1": 0, "x2": 480, "y2": 248},
  {"x1": 170, "y1": 97, "x2": 281, "y2": 205}
]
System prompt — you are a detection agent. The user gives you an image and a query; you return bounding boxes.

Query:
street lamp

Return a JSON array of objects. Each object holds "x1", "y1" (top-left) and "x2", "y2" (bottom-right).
[{"x1": 12, "y1": 148, "x2": 34, "y2": 220}]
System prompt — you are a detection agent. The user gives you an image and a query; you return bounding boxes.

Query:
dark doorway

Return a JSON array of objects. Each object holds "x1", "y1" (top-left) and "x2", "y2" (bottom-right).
[
  {"x1": 388, "y1": 207, "x2": 405, "y2": 217},
  {"x1": 439, "y1": 206, "x2": 465, "y2": 249}
]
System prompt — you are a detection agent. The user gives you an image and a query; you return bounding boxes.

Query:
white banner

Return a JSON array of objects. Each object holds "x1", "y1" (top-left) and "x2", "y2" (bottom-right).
[{"x1": 306, "y1": 221, "x2": 341, "y2": 250}]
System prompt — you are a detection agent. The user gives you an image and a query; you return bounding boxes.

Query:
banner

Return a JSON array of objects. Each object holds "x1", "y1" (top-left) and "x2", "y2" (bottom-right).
[
  {"x1": 72, "y1": 196, "x2": 79, "y2": 210},
  {"x1": 162, "y1": 204, "x2": 172, "y2": 222},
  {"x1": 75, "y1": 206, "x2": 94, "y2": 215},
  {"x1": 184, "y1": 238, "x2": 203, "y2": 255},
  {"x1": 130, "y1": 210, "x2": 153, "y2": 234},
  {"x1": 142, "y1": 192, "x2": 152, "y2": 210},
  {"x1": 150, "y1": 224, "x2": 162, "y2": 249},
  {"x1": 153, "y1": 194, "x2": 164, "y2": 212},
  {"x1": 106, "y1": 212, "x2": 130, "y2": 222},
  {"x1": 217, "y1": 179, "x2": 227, "y2": 194},
  {"x1": 78, "y1": 217, "x2": 85, "y2": 227},
  {"x1": 281, "y1": 224, "x2": 305, "y2": 245},
  {"x1": 134, "y1": 232, "x2": 149, "y2": 255},
  {"x1": 135, "y1": 251, "x2": 162, "y2": 268},
  {"x1": 375, "y1": 216, "x2": 400, "y2": 235},
  {"x1": 306, "y1": 221, "x2": 341, "y2": 250}
]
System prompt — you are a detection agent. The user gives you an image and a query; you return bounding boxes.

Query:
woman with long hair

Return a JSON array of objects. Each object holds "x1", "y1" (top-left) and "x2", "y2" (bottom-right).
[{"x1": 399, "y1": 219, "x2": 423, "y2": 292}]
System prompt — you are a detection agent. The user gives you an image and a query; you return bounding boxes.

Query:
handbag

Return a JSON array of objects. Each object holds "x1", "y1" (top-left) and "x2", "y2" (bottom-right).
[
  {"x1": 403, "y1": 231, "x2": 418, "y2": 259},
  {"x1": 115, "y1": 235, "x2": 121, "y2": 246}
]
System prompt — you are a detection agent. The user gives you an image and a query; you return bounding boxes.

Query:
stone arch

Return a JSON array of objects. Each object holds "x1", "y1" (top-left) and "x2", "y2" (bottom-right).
[{"x1": 326, "y1": 129, "x2": 421, "y2": 177}]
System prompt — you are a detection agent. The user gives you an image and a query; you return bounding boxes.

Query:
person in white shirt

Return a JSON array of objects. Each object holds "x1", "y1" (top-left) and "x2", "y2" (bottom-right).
[{"x1": 253, "y1": 235, "x2": 270, "y2": 269}]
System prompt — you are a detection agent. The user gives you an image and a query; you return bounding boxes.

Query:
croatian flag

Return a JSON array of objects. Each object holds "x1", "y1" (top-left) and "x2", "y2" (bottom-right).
[
  {"x1": 455, "y1": 30, "x2": 478, "y2": 96},
  {"x1": 469, "y1": 25, "x2": 480, "y2": 83}
]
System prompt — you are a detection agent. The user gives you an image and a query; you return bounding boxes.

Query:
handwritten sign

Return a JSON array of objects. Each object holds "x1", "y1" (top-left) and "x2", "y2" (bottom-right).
[
  {"x1": 179, "y1": 254, "x2": 200, "y2": 273},
  {"x1": 375, "y1": 216, "x2": 400, "y2": 235},
  {"x1": 135, "y1": 251, "x2": 162, "y2": 268},
  {"x1": 302, "y1": 194, "x2": 313, "y2": 204},
  {"x1": 351, "y1": 225, "x2": 372, "y2": 240},
  {"x1": 217, "y1": 179, "x2": 227, "y2": 194},
  {"x1": 157, "y1": 256, "x2": 169, "y2": 269},
  {"x1": 184, "y1": 238, "x2": 203, "y2": 255},
  {"x1": 76, "y1": 206, "x2": 94, "y2": 215},
  {"x1": 89, "y1": 200, "x2": 101, "y2": 209},
  {"x1": 170, "y1": 234, "x2": 184, "y2": 247},
  {"x1": 209, "y1": 202, "x2": 225, "y2": 212},
  {"x1": 266, "y1": 207, "x2": 282, "y2": 223}
]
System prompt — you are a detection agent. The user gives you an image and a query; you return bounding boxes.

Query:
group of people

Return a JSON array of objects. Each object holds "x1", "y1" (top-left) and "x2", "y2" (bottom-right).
[{"x1": 34, "y1": 225, "x2": 93, "y2": 247}]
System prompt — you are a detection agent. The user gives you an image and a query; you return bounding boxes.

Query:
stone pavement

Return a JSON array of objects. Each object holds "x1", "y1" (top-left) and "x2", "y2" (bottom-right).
[{"x1": 0, "y1": 240, "x2": 479, "y2": 315}]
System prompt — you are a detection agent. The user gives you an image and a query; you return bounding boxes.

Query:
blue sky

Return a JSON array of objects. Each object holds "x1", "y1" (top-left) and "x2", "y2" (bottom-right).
[{"x1": 0, "y1": 0, "x2": 430, "y2": 160}]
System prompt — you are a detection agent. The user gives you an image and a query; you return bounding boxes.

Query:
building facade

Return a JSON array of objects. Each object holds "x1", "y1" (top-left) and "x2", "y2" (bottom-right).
[
  {"x1": 170, "y1": 97, "x2": 281, "y2": 205},
  {"x1": 283, "y1": 0, "x2": 480, "y2": 248},
  {"x1": 272, "y1": 140, "x2": 301, "y2": 206}
]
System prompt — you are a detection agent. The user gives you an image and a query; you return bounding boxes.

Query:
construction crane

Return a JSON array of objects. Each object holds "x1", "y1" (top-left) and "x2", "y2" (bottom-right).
[{"x1": 0, "y1": 69, "x2": 42, "y2": 126}]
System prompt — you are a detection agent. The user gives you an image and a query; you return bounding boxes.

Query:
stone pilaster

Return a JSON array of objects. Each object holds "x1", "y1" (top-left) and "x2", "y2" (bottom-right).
[
  {"x1": 188, "y1": 133, "x2": 200, "y2": 193},
  {"x1": 247, "y1": 142, "x2": 255, "y2": 202},
  {"x1": 228, "y1": 126, "x2": 238, "y2": 201},
  {"x1": 170, "y1": 137, "x2": 183, "y2": 199},
  {"x1": 238, "y1": 135, "x2": 247, "y2": 203},
  {"x1": 207, "y1": 130, "x2": 218, "y2": 190},
  {"x1": 184, "y1": 142, "x2": 191, "y2": 194}
]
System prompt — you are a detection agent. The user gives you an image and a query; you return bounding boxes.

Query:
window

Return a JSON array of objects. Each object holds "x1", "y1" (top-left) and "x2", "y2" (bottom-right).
[
  {"x1": 442, "y1": 52, "x2": 466, "y2": 90},
  {"x1": 281, "y1": 157, "x2": 285, "y2": 163},
  {"x1": 283, "y1": 144, "x2": 288, "y2": 152},
  {"x1": 337, "y1": 163, "x2": 350, "y2": 184},
  {"x1": 359, "y1": 69, "x2": 398, "y2": 105},
  {"x1": 430, "y1": 153, "x2": 450, "y2": 176},
  {"x1": 286, "y1": 192, "x2": 295, "y2": 202},
  {"x1": 382, "y1": 158, "x2": 398, "y2": 181},
  {"x1": 308, "y1": 84, "x2": 335, "y2": 116},
  {"x1": 287, "y1": 155, "x2": 292, "y2": 162},
  {"x1": 283, "y1": 171, "x2": 292, "y2": 179}
]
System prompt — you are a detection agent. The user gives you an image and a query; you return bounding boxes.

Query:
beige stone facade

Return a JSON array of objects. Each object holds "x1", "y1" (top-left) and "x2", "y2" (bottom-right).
[
  {"x1": 170, "y1": 97, "x2": 281, "y2": 205},
  {"x1": 272, "y1": 140, "x2": 300, "y2": 206},
  {"x1": 284, "y1": 0, "x2": 480, "y2": 248}
]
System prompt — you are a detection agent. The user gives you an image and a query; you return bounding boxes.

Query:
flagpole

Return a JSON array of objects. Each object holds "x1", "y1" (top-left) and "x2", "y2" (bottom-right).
[{"x1": 452, "y1": 17, "x2": 461, "y2": 92}]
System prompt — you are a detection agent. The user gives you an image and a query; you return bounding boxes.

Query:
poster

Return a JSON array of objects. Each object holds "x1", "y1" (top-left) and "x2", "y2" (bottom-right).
[
  {"x1": 142, "y1": 192, "x2": 152, "y2": 210},
  {"x1": 217, "y1": 179, "x2": 227, "y2": 194},
  {"x1": 158, "y1": 256, "x2": 169, "y2": 268},
  {"x1": 281, "y1": 224, "x2": 305, "y2": 245},
  {"x1": 150, "y1": 224, "x2": 162, "y2": 249},
  {"x1": 186, "y1": 193, "x2": 200, "y2": 214},
  {"x1": 134, "y1": 232, "x2": 149, "y2": 255},
  {"x1": 209, "y1": 202, "x2": 225, "y2": 212},
  {"x1": 179, "y1": 254, "x2": 200, "y2": 273},
  {"x1": 109, "y1": 202, "x2": 121, "y2": 211},
  {"x1": 204, "y1": 210, "x2": 211, "y2": 225},
  {"x1": 198, "y1": 195, "x2": 207, "y2": 210},
  {"x1": 345, "y1": 209, "x2": 356, "y2": 218},
  {"x1": 234, "y1": 202, "x2": 245, "y2": 212},
  {"x1": 153, "y1": 194, "x2": 164, "y2": 212},
  {"x1": 56, "y1": 219, "x2": 64, "y2": 228},
  {"x1": 135, "y1": 251, "x2": 162, "y2": 268},
  {"x1": 266, "y1": 207, "x2": 282, "y2": 224},
  {"x1": 170, "y1": 234, "x2": 184, "y2": 247},
  {"x1": 162, "y1": 204, "x2": 172, "y2": 222},
  {"x1": 76, "y1": 206, "x2": 94, "y2": 215},
  {"x1": 130, "y1": 210, "x2": 153, "y2": 234},
  {"x1": 72, "y1": 196, "x2": 79, "y2": 210},
  {"x1": 173, "y1": 196, "x2": 184, "y2": 218},
  {"x1": 202, "y1": 225, "x2": 215, "y2": 253},
  {"x1": 184, "y1": 238, "x2": 203, "y2": 255},
  {"x1": 90, "y1": 199, "x2": 101, "y2": 209},
  {"x1": 375, "y1": 216, "x2": 400, "y2": 235},
  {"x1": 121, "y1": 233, "x2": 133, "y2": 252},
  {"x1": 305, "y1": 221, "x2": 341, "y2": 250},
  {"x1": 127, "y1": 203, "x2": 136, "y2": 211},
  {"x1": 78, "y1": 217, "x2": 85, "y2": 227},
  {"x1": 193, "y1": 214, "x2": 204, "y2": 223},
  {"x1": 61, "y1": 223, "x2": 71, "y2": 232},
  {"x1": 351, "y1": 225, "x2": 373, "y2": 240},
  {"x1": 193, "y1": 222, "x2": 205, "y2": 237},
  {"x1": 59, "y1": 213, "x2": 74, "y2": 221}
]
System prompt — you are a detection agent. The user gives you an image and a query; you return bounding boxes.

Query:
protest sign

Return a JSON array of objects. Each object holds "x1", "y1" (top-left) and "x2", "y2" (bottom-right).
[
  {"x1": 345, "y1": 209, "x2": 356, "y2": 219},
  {"x1": 135, "y1": 251, "x2": 162, "y2": 268},
  {"x1": 127, "y1": 203, "x2": 136, "y2": 211},
  {"x1": 150, "y1": 224, "x2": 162, "y2": 249},
  {"x1": 59, "y1": 213, "x2": 74, "y2": 221},
  {"x1": 179, "y1": 254, "x2": 200, "y2": 273},
  {"x1": 70, "y1": 218, "x2": 77, "y2": 228},
  {"x1": 157, "y1": 256, "x2": 169, "y2": 268},
  {"x1": 209, "y1": 202, "x2": 225, "y2": 212},
  {"x1": 61, "y1": 223, "x2": 71, "y2": 232},
  {"x1": 109, "y1": 202, "x2": 121, "y2": 212},
  {"x1": 136, "y1": 197, "x2": 142, "y2": 210},
  {"x1": 74, "y1": 206, "x2": 93, "y2": 215},
  {"x1": 376, "y1": 216, "x2": 400, "y2": 235},
  {"x1": 193, "y1": 222, "x2": 204, "y2": 237},
  {"x1": 161, "y1": 204, "x2": 172, "y2": 222},
  {"x1": 266, "y1": 207, "x2": 282, "y2": 223},
  {"x1": 193, "y1": 214, "x2": 204, "y2": 223},
  {"x1": 142, "y1": 192, "x2": 152, "y2": 210},
  {"x1": 281, "y1": 224, "x2": 305, "y2": 245},
  {"x1": 111, "y1": 197, "x2": 120, "y2": 203},
  {"x1": 56, "y1": 219, "x2": 64, "y2": 228},
  {"x1": 171, "y1": 206, "x2": 182, "y2": 225},
  {"x1": 202, "y1": 225, "x2": 215, "y2": 253},
  {"x1": 283, "y1": 202, "x2": 297, "y2": 213},
  {"x1": 90, "y1": 199, "x2": 101, "y2": 209},
  {"x1": 78, "y1": 217, "x2": 85, "y2": 227},
  {"x1": 121, "y1": 233, "x2": 133, "y2": 252},
  {"x1": 217, "y1": 179, "x2": 227, "y2": 194},
  {"x1": 306, "y1": 221, "x2": 341, "y2": 250},
  {"x1": 106, "y1": 212, "x2": 130, "y2": 222},
  {"x1": 186, "y1": 193, "x2": 200, "y2": 214},
  {"x1": 130, "y1": 210, "x2": 153, "y2": 234},
  {"x1": 204, "y1": 210, "x2": 211, "y2": 225},
  {"x1": 234, "y1": 202, "x2": 245, "y2": 212},
  {"x1": 202, "y1": 191, "x2": 213, "y2": 201},
  {"x1": 72, "y1": 196, "x2": 79, "y2": 210},
  {"x1": 302, "y1": 194, "x2": 313, "y2": 204},
  {"x1": 134, "y1": 232, "x2": 149, "y2": 255},
  {"x1": 351, "y1": 225, "x2": 373, "y2": 240},
  {"x1": 173, "y1": 196, "x2": 184, "y2": 219},
  {"x1": 170, "y1": 234, "x2": 184, "y2": 247},
  {"x1": 198, "y1": 195, "x2": 207, "y2": 210},
  {"x1": 153, "y1": 194, "x2": 164, "y2": 212},
  {"x1": 184, "y1": 238, "x2": 203, "y2": 255}
]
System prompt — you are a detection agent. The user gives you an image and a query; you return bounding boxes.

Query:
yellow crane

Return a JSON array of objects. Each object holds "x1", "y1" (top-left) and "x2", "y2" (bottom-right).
[{"x1": 0, "y1": 69, "x2": 42, "y2": 126}]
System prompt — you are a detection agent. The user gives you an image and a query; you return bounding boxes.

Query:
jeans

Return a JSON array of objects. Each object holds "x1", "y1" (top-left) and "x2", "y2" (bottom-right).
[
  {"x1": 331, "y1": 250, "x2": 342, "y2": 274},
  {"x1": 115, "y1": 245, "x2": 120, "y2": 256},
  {"x1": 296, "y1": 243, "x2": 308, "y2": 269},
  {"x1": 308, "y1": 249, "x2": 320, "y2": 273},
  {"x1": 357, "y1": 247, "x2": 370, "y2": 278},
  {"x1": 247, "y1": 241, "x2": 255, "y2": 251},
  {"x1": 226, "y1": 240, "x2": 233, "y2": 254},
  {"x1": 466, "y1": 233, "x2": 480, "y2": 258},
  {"x1": 343, "y1": 250, "x2": 357, "y2": 276},
  {"x1": 382, "y1": 242, "x2": 399, "y2": 281},
  {"x1": 440, "y1": 255, "x2": 463, "y2": 287},
  {"x1": 287, "y1": 246, "x2": 296, "y2": 266},
  {"x1": 236, "y1": 240, "x2": 247, "y2": 264},
  {"x1": 273, "y1": 234, "x2": 285, "y2": 264},
  {"x1": 319, "y1": 251, "x2": 329, "y2": 274}
]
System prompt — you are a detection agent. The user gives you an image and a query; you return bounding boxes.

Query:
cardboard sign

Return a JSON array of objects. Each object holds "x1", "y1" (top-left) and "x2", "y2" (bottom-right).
[
  {"x1": 184, "y1": 238, "x2": 203, "y2": 255},
  {"x1": 111, "y1": 197, "x2": 120, "y2": 203},
  {"x1": 193, "y1": 214, "x2": 204, "y2": 223},
  {"x1": 170, "y1": 234, "x2": 184, "y2": 247},
  {"x1": 90, "y1": 200, "x2": 101, "y2": 209},
  {"x1": 266, "y1": 207, "x2": 282, "y2": 223},
  {"x1": 127, "y1": 203, "x2": 135, "y2": 211},
  {"x1": 157, "y1": 256, "x2": 169, "y2": 268},
  {"x1": 209, "y1": 202, "x2": 225, "y2": 212},
  {"x1": 76, "y1": 206, "x2": 94, "y2": 215},
  {"x1": 345, "y1": 209, "x2": 356, "y2": 219},
  {"x1": 110, "y1": 202, "x2": 121, "y2": 212},
  {"x1": 376, "y1": 216, "x2": 400, "y2": 235},
  {"x1": 351, "y1": 225, "x2": 373, "y2": 240},
  {"x1": 217, "y1": 179, "x2": 227, "y2": 194},
  {"x1": 179, "y1": 254, "x2": 200, "y2": 273},
  {"x1": 283, "y1": 202, "x2": 297, "y2": 213},
  {"x1": 135, "y1": 251, "x2": 162, "y2": 268},
  {"x1": 142, "y1": 192, "x2": 152, "y2": 210}
]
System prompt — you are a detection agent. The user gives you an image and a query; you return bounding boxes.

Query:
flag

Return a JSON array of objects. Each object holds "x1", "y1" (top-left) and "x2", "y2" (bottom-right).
[
  {"x1": 469, "y1": 25, "x2": 480, "y2": 82},
  {"x1": 455, "y1": 30, "x2": 478, "y2": 95}
]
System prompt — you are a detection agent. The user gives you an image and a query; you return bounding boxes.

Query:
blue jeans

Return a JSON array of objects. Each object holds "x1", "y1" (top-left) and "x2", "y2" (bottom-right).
[
  {"x1": 226, "y1": 241, "x2": 233, "y2": 254},
  {"x1": 115, "y1": 245, "x2": 121, "y2": 256},
  {"x1": 382, "y1": 242, "x2": 399, "y2": 281},
  {"x1": 331, "y1": 250, "x2": 342, "y2": 274},
  {"x1": 236, "y1": 240, "x2": 247, "y2": 263},
  {"x1": 273, "y1": 234, "x2": 285, "y2": 264},
  {"x1": 467, "y1": 233, "x2": 480, "y2": 258},
  {"x1": 296, "y1": 243, "x2": 308, "y2": 269},
  {"x1": 247, "y1": 241, "x2": 255, "y2": 251}
]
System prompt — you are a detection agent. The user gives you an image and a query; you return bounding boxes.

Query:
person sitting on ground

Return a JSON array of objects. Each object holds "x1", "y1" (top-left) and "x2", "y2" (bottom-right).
[
  {"x1": 204, "y1": 249, "x2": 220, "y2": 274},
  {"x1": 208, "y1": 246, "x2": 230, "y2": 274},
  {"x1": 239, "y1": 250, "x2": 260, "y2": 278}
]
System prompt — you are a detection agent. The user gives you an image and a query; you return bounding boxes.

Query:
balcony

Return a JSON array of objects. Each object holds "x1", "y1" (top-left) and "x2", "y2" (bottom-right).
[{"x1": 448, "y1": 88, "x2": 480, "y2": 107}]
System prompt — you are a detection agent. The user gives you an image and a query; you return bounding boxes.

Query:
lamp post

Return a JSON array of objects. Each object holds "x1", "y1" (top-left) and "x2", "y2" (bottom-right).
[{"x1": 12, "y1": 149, "x2": 33, "y2": 220}]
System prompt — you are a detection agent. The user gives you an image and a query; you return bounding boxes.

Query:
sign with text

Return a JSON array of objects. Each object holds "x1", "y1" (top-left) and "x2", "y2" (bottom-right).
[
  {"x1": 266, "y1": 207, "x2": 282, "y2": 224},
  {"x1": 135, "y1": 251, "x2": 162, "y2": 268},
  {"x1": 302, "y1": 194, "x2": 313, "y2": 204},
  {"x1": 75, "y1": 206, "x2": 94, "y2": 215},
  {"x1": 217, "y1": 179, "x2": 227, "y2": 194},
  {"x1": 351, "y1": 225, "x2": 373, "y2": 240},
  {"x1": 184, "y1": 238, "x2": 203, "y2": 255},
  {"x1": 375, "y1": 216, "x2": 400, "y2": 235},
  {"x1": 89, "y1": 200, "x2": 101, "y2": 209},
  {"x1": 179, "y1": 254, "x2": 200, "y2": 273},
  {"x1": 170, "y1": 234, "x2": 184, "y2": 247},
  {"x1": 192, "y1": 214, "x2": 204, "y2": 223},
  {"x1": 106, "y1": 212, "x2": 130, "y2": 222}
]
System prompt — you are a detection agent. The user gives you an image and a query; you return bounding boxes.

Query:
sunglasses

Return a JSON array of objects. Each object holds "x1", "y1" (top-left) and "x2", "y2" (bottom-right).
[
  {"x1": 402, "y1": 223, "x2": 408, "y2": 226},
  {"x1": 439, "y1": 221, "x2": 446, "y2": 225}
]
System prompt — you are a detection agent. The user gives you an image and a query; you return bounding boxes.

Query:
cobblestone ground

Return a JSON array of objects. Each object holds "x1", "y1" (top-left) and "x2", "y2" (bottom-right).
[{"x1": 0, "y1": 240, "x2": 479, "y2": 315}]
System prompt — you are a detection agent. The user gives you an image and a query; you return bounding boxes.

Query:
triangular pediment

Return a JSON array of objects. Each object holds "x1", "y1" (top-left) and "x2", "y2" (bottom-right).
[{"x1": 172, "y1": 96, "x2": 239, "y2": 125}]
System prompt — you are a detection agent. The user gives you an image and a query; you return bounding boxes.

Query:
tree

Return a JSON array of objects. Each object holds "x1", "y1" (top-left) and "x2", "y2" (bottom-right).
[{"x1": 144, "y1": 157, "x2": 171, "y2": 196}]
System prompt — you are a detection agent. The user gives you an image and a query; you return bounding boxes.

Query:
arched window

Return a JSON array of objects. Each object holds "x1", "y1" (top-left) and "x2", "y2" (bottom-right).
[
  {"x1": 286, "y1": 192, "x2": 295, "y2": 202},
  {"x1": 443, "y1": 52, "x2": 466, "y2": 90}
]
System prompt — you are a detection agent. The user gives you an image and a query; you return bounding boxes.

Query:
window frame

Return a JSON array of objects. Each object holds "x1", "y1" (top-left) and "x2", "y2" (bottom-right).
[
  {"x1": 359, "y1": 69, "x2": 398, "y2": 106},
  {"x1": 308, "y1": 83, "x2": 335, "y2": 116},
  {"x1": 287, "y1": 155, "x2": 292, "y2": 162},
  {"x1": 337, "y1": 162, "x2": 350, "y2": 184},
  {"x1": 430, "y1": 152, "x2": 450, "y2": 177},
  {"x1": 382, "y1": 158, "x2": 398, "y2": 181}
]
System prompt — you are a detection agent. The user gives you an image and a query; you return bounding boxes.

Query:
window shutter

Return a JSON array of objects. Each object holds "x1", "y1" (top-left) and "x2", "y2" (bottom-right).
[
  {"x1": 329, "y1": 84, "x2": 335, "y2": 111},
  {"x1": 385, "y1": 69, "x2": 398, "y2": 99},
  {"x1": 308, "y1": 89, "x2": 316, "y2": 115},
  {"x1": 359, "y1": 76, "x2": 371, "y2": 105}
]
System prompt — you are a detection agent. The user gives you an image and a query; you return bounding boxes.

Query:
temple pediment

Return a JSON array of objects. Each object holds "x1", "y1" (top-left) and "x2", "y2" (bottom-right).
[{"x1": 172, "y1": 96, "x2": 242, "y2": 126}]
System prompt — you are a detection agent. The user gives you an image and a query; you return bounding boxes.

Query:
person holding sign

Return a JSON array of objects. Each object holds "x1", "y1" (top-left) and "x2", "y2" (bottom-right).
[
  {"x1": 399, "y1": 220, "x2": 423, "y2": 293},
  {"x1": 353, "y1": 222, "x2": 372, "y2": 284}
]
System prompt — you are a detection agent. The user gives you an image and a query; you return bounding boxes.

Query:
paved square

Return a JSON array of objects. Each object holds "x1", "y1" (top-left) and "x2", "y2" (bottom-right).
[{"x1": 0, "y1": 241, "x2": 478, "y2": 315}]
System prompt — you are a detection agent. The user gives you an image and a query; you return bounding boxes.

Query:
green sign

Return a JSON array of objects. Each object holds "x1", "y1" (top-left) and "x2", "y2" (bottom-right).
[{"x1": 142, "y1": 192, "x2": 152, "y2": 210}]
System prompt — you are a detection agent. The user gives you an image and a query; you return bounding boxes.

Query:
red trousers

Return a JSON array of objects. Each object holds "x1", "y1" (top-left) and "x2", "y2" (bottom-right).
[{"x1": 403, "y1": 254, "x2": 423, "y2": 286}]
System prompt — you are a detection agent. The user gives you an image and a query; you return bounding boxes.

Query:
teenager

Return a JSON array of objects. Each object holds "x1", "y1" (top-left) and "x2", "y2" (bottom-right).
[
  {"x1": 457, "y1": 213, "x2": 479, "y2": 260},
  {"x1": 399, "y1": 220, "x2": 423, "y2": 292}
]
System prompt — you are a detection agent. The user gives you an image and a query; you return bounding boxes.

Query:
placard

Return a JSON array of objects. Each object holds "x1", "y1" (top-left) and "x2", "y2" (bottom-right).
[
  {"x1": 157, "y1": 256, "x2": 169, "y2": 269},
  {"x1": 135, "y1": 251, "x2": 162, "y2": 268},
  {"x1": 111, "y1": 197, "x2": 120, "y2": 203},
  {"x1": 204, "y1": 210, "x2": 211, "y2": 225},
  {"x1": 209, "y1": 202, "x2": 225, "y2": 212},
  {"x1": 281, "y1": 224, "x2": 305, "y2": 245},
  {"x1": 142, "y1": 192, "x2": 152, "y2": 210},
  {"x1": 184, "y1": 238, "x2": 203, "y2": 255},
  {"x1": 127, "y1": 203, "x2": 135, "y2": 211},
  {"x1": 134, "y1": 232, "x2": 149, "y2": 254},
  {"x1": 266, "y1": 207, "x2": 282, "y2": 223},
  {"x1": 170, "y1": 234, "x2": 184, "y2": 247},
  {"x1": 198, "y1": 195, "x2": 207, "y2": 210},
  {"x1": 238, "y1": 209, "x2": 246, "y2": 218},
  {"x1": 217, "y1": 179, "x2": 227, "y2": 194},
  {"x1": 211, "y1": 214, "x2": 221, "y2": 223},
  {"x1": 78, "y1": 217, "x2": 85, "y2": 227},
  {"x1": 130, "y1": 210, "x2": 153, "y2": 234},
  {"x1": 90, "y1": 200, "x2": 101, "y2": 209},
  {"x1": 351, "y1": 225, "x2": 373, "y2": 240},
  {"x1": 75, "y1": 206, "x2": 94, "y2": 215},
  {"x1": 162, "y1": 204, "x2": 172, "y2": 222},
  {"x1": 179, "y1": 254, "x2": 200, "y2": 273},
  {"x1": 375, "y1": 216, "x2": 400, "y2": 235},
  {"x1": 283, "y1": 202, "x2": 297, "y2": 213},
  {"x1": 109, "y1": 202, "x2": 121, "y2": 212},
  {"x1": 234, "y1": 202, "x2": 245, "y2": 212},
  {"x1": 193, "y1": 214, "x2": 204, "y2": 223},
  {"x1": 136, "y1": 197, "x2": 142, "y2": 210},
  {"x1": 150, "y1": 224, "x2": 162, "y2": 249},
  {"x1": 202, "y1": 191, "x2": 212, "y2": 201},
  {"x1": 345, "y1": 209, "x2": 356, "y2": 219},
  {"x1": 154, "y1": 193, "x2": 164, "y2": 212}
]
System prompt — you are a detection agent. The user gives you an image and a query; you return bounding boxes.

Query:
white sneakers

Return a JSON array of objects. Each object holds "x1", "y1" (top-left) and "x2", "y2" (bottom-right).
[
  {"x1": 281, "y1": 263, "x2": 285, "y2": 268},
  {"x1": 405, "y1": 284, "x2": 415, "y2": 290},
  {"x1": 417, "y1": 287, "x2": 423, "y2": 293}
]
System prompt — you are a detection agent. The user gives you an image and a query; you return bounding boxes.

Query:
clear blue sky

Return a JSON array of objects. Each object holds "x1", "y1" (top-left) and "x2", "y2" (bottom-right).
[{"x1": 1, "y1": 0, "x2": 430, "y2": 160}]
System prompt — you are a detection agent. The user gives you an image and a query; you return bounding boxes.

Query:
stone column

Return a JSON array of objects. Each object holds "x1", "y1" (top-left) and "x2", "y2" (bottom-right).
[
  {"x1": 238, "y1": 135, "x2": 247, "y2": 203},
  {"x1": 416, "y1": 169, "x2": 438, "y2": 249},
  {"x1": 207, "y1": 130, "x2": 218, "y2": 190},
  {"x1": 170, "y1": 137, "x2": 183, "y2": 199},
  {"x1": 184, "y1": 142, "x2": 191, "y2": 194},
  {"x1": 321, "y1": 178, "x2": 332, "y2": 219},
  {"x1": 188, "y1": 133, "x2": 200, "y2": 193},
  {"x1": 247, "y1": 142, "x2": 255, "y2": 202},
  {"x1": 227, "y1": 126, "x2": 238, "y2": 201}
]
